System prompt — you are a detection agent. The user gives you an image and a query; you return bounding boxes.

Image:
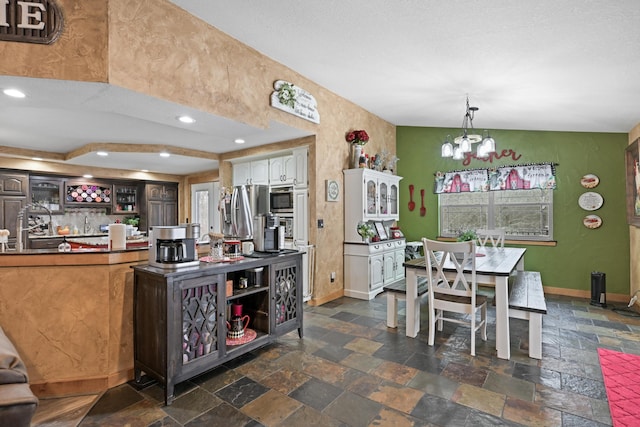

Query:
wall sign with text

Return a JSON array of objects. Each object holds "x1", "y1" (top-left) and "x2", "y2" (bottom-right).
[
  {"x1": 0, "y1": 0, "x2": 64, "y2": 44},
  {"x1": 270, "y1": 80, "x2": 320, "y2": 124}
]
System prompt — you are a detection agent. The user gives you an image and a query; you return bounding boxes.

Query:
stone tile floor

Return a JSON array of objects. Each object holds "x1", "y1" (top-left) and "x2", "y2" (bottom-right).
[{"x1": 66, "y1": 291, "x2": 640, "y2": 426}]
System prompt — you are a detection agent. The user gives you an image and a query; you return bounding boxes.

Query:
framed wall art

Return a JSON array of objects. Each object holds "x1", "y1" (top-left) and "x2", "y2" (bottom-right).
[
  {"x1": 326, "y1": 180, "x2": 339, "y2": 202},
  {"x1": 625, "y1": 138, "x2": 640, "y2": 227}
]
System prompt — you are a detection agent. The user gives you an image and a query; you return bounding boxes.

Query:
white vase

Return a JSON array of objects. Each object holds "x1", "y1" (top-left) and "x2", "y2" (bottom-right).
[{"x1": 352, "y1": 145, "x2": 362, "y2": 169}]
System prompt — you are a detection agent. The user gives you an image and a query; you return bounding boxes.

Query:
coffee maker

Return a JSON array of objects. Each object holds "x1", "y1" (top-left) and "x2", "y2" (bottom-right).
[
  {"x1": 180, "y1": 222, "x2": 200, "y2": 258},
  {"x1": 253, "y1": 213, "x2": 285, "y2": 253},
  {"x1": 149, "y1": 226, "x2": 200, "y2": 269}
]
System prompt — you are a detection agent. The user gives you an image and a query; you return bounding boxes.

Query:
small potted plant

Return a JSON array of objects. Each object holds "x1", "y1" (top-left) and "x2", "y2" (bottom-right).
[
  {"x1": 123, "y1": 216, "x2": 139, "y2": 227},
  {"x1": 454, "y1": 229, "x2": 477, "y2": 261},
  {"x1": 357, "y1": 222, "x2": 376, "y2": 243},
  {"x1": 456, "y1": 229, "x2": 477, "y2": 242}
]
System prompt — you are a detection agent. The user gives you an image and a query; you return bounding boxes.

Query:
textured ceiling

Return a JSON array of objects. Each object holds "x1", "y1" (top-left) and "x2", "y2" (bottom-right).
[
  {"x1": 172, "y1": 0, "x2": 640, "y2": 133},
  {"x1": 1, "y1": 1, "x2": 638, "y2": 175}
]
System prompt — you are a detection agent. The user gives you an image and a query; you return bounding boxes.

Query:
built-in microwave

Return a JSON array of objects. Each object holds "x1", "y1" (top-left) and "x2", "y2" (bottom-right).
[{"x1": 270, "y1": 188, "x2": 293, "y2": 213}]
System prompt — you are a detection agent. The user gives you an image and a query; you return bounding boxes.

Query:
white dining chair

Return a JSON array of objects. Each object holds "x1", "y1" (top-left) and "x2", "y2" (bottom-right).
[
  {"x1": 476, "y1": 228, "x2": 505, "y2": 248},
  {"x1": 421, "y1": 238, "x2": 487, "y2": 356}
]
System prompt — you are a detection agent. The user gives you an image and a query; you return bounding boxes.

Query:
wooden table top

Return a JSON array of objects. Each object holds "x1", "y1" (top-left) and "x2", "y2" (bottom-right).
[{"x1": 403, "y1": 246, "x2": 526, "y2": 277}]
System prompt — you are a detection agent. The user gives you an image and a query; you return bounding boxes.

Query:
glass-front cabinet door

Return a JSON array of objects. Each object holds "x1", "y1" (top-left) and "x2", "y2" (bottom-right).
[
  {"x1": 379, "y1": 181, "x2": 388, "y2": 216},
  {"x1": 364, "y1": 176, "x2": 378, "y2": 218},
  {"x1": 388, "y1": 180, "x2": 399, "y2": 217},
  {"x1": 113, "y1": 184, "x2": 139, "y2": 214},
  {"x1": 30, "y1": 176, "x2": 64, "y2": 214}
]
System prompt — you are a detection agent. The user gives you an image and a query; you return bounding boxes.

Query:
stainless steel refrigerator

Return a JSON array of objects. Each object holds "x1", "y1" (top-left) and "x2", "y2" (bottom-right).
[{"x1": 221, "y1": 184, "x2": 269, "y2": 239}]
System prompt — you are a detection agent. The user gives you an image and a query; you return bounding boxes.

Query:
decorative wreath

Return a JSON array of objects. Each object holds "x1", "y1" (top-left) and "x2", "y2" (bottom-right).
[{"x1": 277, "y1": 83, "x2": 297, "y2": 109}]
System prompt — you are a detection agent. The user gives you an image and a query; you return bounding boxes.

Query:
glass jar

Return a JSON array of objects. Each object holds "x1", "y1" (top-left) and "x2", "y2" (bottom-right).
[{"x1": 209, "y1": 239, "x2": 223, "y2": 260}]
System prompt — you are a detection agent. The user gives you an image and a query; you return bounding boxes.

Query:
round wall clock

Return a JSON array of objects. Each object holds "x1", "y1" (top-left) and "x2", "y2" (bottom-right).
[
  {"x1": 326, "y1": 180, "x2": 339, "y2": 202},
  {"x1": 578, "y1": 192, "x2": 604, "y2": 211}
]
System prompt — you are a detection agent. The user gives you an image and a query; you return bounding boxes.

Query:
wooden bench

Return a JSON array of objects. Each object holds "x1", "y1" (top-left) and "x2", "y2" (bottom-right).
[
  {"x1": 385, "y1": 278, "x2": 429, "y2": 328},
  {"x1": 508, "y1": 271, "x2": 547, "y2": 359}
]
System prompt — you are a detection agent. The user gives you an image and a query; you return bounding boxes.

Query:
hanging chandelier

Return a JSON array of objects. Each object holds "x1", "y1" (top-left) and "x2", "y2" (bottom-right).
[{"x1": 441, "y1": 96, "x2": 496, "y2": 159}]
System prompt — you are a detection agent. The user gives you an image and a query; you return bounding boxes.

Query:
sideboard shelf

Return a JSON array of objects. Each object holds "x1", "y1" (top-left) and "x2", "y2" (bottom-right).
[{"x1": 132, "y1": 252, "x2": 303, "y2": 405}]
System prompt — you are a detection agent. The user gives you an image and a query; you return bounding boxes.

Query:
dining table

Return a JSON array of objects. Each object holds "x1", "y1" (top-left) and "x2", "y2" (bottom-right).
[{"x1": 402, "y1": 246, "x2": 526, "y2": 360}]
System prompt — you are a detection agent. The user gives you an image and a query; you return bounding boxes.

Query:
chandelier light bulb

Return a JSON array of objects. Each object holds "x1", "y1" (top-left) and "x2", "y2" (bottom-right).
[
  {"x1": 441, "y1": 135, "x2": 453, "y2": 157},
  {"x1": 441, "y1": 142, "x2": 453, "y2": 157},
  {"x1": 483, "y1": 136, "x2": 496, "y2": 153},
  {"x1": 460, "y1": 136, "x2": 471, "y2": 153},
  {"x1": 477, "y1": 142, "x2": 489, "y2": 158},
  {"x1": 452, "y1": 147, "x2": 464, "y2": 160}
]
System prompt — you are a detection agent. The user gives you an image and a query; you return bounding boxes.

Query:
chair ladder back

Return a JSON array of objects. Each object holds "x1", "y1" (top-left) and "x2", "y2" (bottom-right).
[
  {"x1": 476, "y1": 228, "x2": 505, "y2": 248},
  {"x1": 423, "y1": 238, "x2": 477, "y2": 298}
]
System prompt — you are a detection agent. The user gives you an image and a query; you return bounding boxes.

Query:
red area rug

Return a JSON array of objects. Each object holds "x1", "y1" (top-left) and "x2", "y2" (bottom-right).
[{"x1": 598, "y1": 348, "x2": 640, "y2": 426}]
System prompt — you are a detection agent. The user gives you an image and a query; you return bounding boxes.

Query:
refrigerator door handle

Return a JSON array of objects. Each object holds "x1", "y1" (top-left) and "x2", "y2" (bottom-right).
[{"x1": 230, "y1": 187, "x2": 239, "y2": 236}]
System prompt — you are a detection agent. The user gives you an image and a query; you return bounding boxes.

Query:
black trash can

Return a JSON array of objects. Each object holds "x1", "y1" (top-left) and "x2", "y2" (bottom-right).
[{"x1": 590, "y1": 272, "x2": 607, "y2": 307}]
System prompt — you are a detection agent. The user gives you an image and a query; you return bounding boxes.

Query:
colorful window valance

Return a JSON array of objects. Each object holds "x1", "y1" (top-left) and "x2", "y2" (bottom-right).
[{"x1": 434, "y1": 163, "x2": 557, "y2": 194}]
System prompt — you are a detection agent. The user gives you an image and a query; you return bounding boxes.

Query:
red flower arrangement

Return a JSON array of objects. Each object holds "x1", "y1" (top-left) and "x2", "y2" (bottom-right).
[{"x1": 345, "y1": 130, "x2": 369, "y2": 146}]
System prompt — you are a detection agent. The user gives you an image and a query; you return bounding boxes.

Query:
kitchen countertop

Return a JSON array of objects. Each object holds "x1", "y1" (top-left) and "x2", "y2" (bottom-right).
[
  {"x1": 67, "y1": 235, "x2": 147, "y2": 246},
  {"x1": 134, "y1": 250, "x2": 301, "y2": 277},
  {"x1": 29, "y1": 232, "x2": 108, "y2": 239}
]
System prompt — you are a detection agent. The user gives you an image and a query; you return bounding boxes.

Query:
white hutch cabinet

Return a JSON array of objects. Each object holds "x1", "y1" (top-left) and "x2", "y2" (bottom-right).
[
  {"x1": 344, "y1": 240, "x2": 406, "y2": 300},
  {"x1": 343, "y1": 169, "x2": 404, "y2": 300}
]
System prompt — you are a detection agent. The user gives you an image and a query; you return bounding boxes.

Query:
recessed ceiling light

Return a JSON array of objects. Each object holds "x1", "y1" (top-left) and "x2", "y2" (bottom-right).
[
  {"x1": 96, "y1": 151, "x2": 108, "y2": 156},
  {"x1": 32, "y1": 157, "x2": 43, "y2": 161},
  {"x1": 177, "y1": 115, "x2": 195, "y2": 124},
  {"x1": 234, "y1": 138, "x2": 245, "y2": 144},
  {"x1": 83, "y1": 174, "x2": 93, "y2": 179},
  {"x1": 160, "y1": 152, "x2": 170, "y2": 158},
  {"x1": 3, "y1": 88, "x2": 25, "y2": 98}
]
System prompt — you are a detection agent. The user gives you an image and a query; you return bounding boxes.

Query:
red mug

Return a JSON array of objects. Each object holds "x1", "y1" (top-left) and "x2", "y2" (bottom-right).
[{"x1": 231, "y1": 303, "x2": 243, "y2": 317}]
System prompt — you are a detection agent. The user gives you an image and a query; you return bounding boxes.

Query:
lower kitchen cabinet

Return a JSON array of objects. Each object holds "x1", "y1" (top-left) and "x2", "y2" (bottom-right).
[
  {"x1": 0, "y1": 195, "x2": 26, "y2": 249},
  {"x1": 132, "y1": 253, "x2": 302, "y2": 405},
  {"x1": 29, "y1": 237, "x2": 64, "y2": 249},
  {"x1": 0, "y1": 171, "x2": 28, "y2": 249},
  {"x1": 344, "y1": 239, "x2": 406, "y2": 300}
]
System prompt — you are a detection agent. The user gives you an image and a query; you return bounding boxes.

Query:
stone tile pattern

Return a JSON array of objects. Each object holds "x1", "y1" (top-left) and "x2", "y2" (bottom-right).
[{"x1": 72, "y1": 293, "x2": 640, "y2": 427}]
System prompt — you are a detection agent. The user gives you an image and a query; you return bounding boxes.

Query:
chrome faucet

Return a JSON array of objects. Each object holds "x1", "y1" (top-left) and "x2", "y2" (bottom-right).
[{"x1": 16, "y1": 203, "x2": 53, "y2": 252}]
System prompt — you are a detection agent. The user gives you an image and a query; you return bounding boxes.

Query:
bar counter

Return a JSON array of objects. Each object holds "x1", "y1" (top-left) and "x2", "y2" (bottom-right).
[
  {"x1": 0, "y1": 246, "x2": 151, "y2": 397},
  {"x1": 0, "y1": 245, "x2": 302, "y2": 399}
]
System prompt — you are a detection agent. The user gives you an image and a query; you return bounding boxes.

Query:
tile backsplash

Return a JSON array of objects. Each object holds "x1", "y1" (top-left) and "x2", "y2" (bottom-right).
[{"x1": 29, "y1": 207, "x2": 136, "y2": 236}]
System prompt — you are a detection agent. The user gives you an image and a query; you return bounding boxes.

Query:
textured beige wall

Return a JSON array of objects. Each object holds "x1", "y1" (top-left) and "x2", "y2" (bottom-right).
[
  {"x1": 0, "y1": 0, "x2": 108, "y2": 81},
  {"x1": 0, "y1": 0, "x2": 397, "y2": 306},
  {"x1": 106, "y1": 0, "x2": 397, "y2": 303},
  {"x1": 0, "y1": 251, "x2": 147, "y2": 394},
  {"x1": 629, "y1": 124, "x2": 640, "y2": 303}
]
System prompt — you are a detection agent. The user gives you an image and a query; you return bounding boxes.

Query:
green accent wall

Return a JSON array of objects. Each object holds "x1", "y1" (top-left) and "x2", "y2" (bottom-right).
[{"x1": 396, "y1": 127, "x2": 630, "y2": 295}]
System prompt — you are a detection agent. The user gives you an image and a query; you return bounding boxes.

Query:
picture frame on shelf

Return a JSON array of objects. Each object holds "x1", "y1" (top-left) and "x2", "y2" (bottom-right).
[
  {"x1": 374, "y1": 222, "x2": 387, "y2": 240},
  {"x1": 625, "y1": 138, "x2": 640, "y2": 227}
]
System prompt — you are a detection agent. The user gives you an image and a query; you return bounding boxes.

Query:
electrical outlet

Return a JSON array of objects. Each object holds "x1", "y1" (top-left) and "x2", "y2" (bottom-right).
[{"x1": 330, "y1": 272, "x2": 335, "y2": 282}]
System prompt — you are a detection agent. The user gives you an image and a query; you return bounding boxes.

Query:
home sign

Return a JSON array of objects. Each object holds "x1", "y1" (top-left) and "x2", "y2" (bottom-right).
[
  {"x1": 0, "y1": 0, "x2": 64, "y2": 44},
  {"x1": 270, "y1": 80, "x2": 320, "y2": 124}
]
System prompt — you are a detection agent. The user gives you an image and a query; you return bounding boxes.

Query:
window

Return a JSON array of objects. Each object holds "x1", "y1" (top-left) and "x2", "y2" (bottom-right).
[
  {"x1": 191, "y1": 182, "x2": 220, "y2": 240},
  {"x1": 439, "y1": 189, "x2": 553, "y2": 241}
]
